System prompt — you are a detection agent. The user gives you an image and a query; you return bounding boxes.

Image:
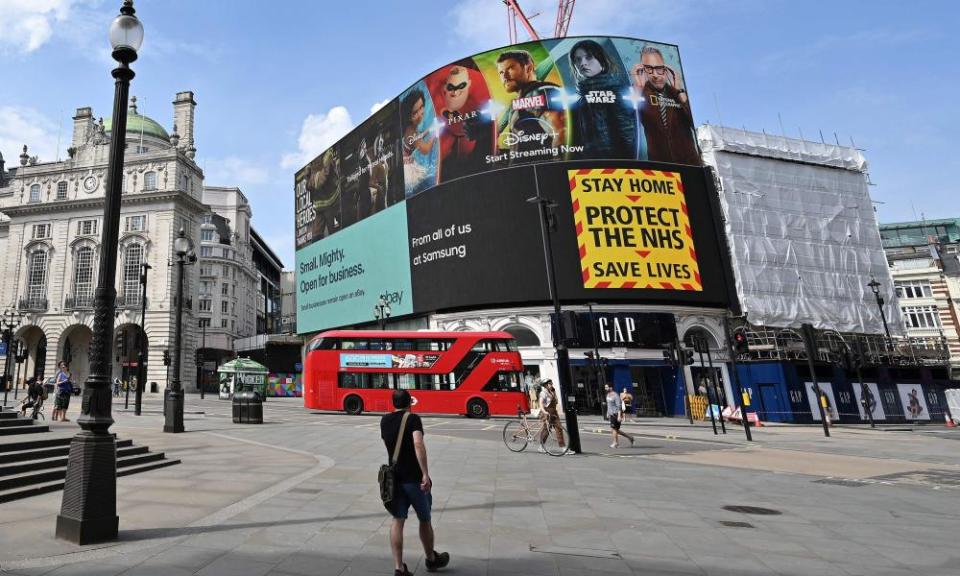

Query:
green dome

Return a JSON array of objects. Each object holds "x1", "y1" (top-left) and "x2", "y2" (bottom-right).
[{"x1": 103, "y1": 99, "x2": 169, "y2": 142}]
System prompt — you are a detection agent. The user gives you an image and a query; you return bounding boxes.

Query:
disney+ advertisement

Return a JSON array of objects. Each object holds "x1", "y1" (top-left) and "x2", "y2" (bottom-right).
[{"x1": 295, "y1": 36, "x2": 699, "y2": 251}]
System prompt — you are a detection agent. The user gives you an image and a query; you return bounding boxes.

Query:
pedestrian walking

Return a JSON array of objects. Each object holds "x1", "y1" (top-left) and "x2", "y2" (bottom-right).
[
  {"x1": 52, "y1": 361, "x2": 73, "y2": 422},
  {"x1": 381, "y1": 389, "x2": 449, "y2": 576},
  {"x1": 606, "y1": 384, "x2": 635, "y2": 448},
  {"x1": 537, "y1": 379, "x2": 567, "y2": 453},
  {"x1": 113, "y1": 378, "x2": 121, "y2": 398},
  {"x1": 620, "y1": 387, "x2": 634, "y2": 419}
]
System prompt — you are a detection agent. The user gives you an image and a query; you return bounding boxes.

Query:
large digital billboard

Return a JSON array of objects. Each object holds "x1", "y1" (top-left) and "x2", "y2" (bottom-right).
[
  {"x1": 296, "y1": 36, "x2": 700, "y2": 251},
  {"x1": 296, "y1": 37, "x2": 725, "y2": 335}
]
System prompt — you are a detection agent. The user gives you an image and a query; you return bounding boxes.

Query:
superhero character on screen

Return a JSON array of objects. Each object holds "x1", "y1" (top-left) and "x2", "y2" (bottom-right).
[
  {"x1": 430, "y1": 65, "x2": 494, "y2": 182},
  {"x1": 496, "y1": 49, "x2": 566, "y2": 165},
  {"x1": 632, "y1": 45, "x2": 700, "y2": 165},
  {"x1": 567, "y1": 39, "x2": 641, "y2": 159}
]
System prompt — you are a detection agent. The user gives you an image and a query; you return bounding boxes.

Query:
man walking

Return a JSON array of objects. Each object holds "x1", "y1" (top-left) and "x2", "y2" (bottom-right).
[
  {"x1": 381, "y1": 389, "x2": 450, "y2": 576},
  {"x1": 606, "y1": 384, "x2": 635, "y2": 449}
]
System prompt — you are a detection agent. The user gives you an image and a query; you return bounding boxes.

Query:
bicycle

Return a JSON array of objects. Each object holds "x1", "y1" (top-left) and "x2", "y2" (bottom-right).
[{"x1": 502, "y1": 405, "x2": 569, "y2": 456}]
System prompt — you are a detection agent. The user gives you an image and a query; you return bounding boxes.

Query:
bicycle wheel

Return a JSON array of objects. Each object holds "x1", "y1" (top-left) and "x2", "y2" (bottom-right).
[
  {"x1": 502, "y1": 421, "x2": 529, "y2": 452},
  {"x1": 541, "y1": 422, "x2": 569, "y2": 456}
]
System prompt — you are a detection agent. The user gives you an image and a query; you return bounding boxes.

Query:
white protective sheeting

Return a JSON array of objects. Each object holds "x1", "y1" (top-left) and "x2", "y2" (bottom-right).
[{"x1": 699, "y1": 125, "x2": 902, "y2": 334}]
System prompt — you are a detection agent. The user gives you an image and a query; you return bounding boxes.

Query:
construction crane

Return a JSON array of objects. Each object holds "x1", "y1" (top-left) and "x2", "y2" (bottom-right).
[{"x1": 504, "y1": 0, "x2": 576, "y2": 43}]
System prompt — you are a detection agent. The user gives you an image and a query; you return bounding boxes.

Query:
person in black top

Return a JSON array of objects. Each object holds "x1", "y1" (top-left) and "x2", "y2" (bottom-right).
[
  {"x1": 19, "y1": 377, "x2": 44, "y2": 419},
  {"x1": 381, "y1": 389, "x2": 450, "y2": 575}
]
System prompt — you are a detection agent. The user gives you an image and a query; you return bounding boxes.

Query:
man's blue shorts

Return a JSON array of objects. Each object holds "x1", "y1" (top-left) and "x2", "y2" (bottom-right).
[{"x1": 391, "y1": 482, "x2": 432, "y2": 522}]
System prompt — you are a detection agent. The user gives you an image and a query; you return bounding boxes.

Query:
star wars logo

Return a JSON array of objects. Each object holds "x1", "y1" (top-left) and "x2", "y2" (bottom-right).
[{"x1": 584, "y1": 90, "x2": 617, "y2": 104}]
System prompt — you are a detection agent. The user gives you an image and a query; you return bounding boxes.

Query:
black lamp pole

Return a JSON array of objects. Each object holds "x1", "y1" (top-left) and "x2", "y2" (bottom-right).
[
  {"x1": 867, "y1": 277, "x2": 892, "y2": 342},
  {"x1": 2, "y1": 310, "x2": 24, "y2": 407},
  {"x1": 198, "y1": 320, "x2": 206, "y2": 400},
  {"x1": 57, "y1": 0, "x2": 143, "y2": 544},
  {"x1": 527, "y1": 169, "x2": 581, "y2": 454},
  {"x1": 165, "y1": 228, "x2": 195, "y2": 433},
  {"x1": 14, "y1": 340, "x2": 24, "y2": 400},
  {"x1": 135, "y1": 262, "x2": 150, "y2": 415},
  {"x1": 373, "y1": 296, "x2": 391, "y2": 331}
]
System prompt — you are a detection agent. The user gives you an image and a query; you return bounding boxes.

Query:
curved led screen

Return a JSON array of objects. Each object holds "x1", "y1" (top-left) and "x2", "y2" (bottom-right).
[
  {"x1": 295, "y1": 36, "x2": 701, "y2": 251},
  {"x1": 294, "y1": 37, "x2": 729, "y2": 335}
]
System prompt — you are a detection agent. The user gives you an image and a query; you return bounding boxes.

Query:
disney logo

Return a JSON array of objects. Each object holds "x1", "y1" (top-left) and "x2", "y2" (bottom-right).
[{"x1": 503, "y1": 128, "x2": 554, "y2": 147}]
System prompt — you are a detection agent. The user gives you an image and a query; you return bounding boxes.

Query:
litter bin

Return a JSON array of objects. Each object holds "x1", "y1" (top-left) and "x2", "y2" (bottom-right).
[
  {"x1": 232, "y1": 390, "x2": 263, "y2": 424},
  {"x1": 151, "y1": 382, "x2": 158, "y2": 393}
]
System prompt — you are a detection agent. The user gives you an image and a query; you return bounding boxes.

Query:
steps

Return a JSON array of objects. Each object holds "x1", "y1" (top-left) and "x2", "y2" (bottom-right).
[
  {"x1": 0, "y1": 406, "x2": 49, "y2": 436},
  {"x1": 0, "y1": 435, "x2": 180, "y2": 503}
]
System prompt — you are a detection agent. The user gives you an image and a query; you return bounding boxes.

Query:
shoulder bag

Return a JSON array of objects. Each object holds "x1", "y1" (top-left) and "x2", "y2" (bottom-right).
[{"x1": 378, "y1": 411, "x2": 410, "y2": 512}]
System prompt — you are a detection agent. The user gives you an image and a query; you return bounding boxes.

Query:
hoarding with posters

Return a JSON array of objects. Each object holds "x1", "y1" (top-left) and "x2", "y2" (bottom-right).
[{"x1": 296, "y1": 37, "x2": 727, "y2": 334}]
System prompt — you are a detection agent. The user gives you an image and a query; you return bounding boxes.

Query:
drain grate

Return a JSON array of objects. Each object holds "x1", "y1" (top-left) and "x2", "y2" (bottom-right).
[
  {"x1": 722, "y1": 505, "x2": 782, "y2": 516},
  {"x1": 719, "y1": 520, "x2": 754, "y2": 528}
]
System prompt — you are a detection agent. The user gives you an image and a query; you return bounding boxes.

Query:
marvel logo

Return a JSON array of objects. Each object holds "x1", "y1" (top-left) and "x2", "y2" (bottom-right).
[{"x1": 511, "y1": 94, "x2": 546, "y2": 110}]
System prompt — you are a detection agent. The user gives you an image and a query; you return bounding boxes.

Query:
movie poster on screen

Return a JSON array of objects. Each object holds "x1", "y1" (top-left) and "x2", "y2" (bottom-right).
[
  {"x1": 339, "y1": 99, "x2": 403, "y2": 230},
  {"x1": 851, "y1": 382, "x2": 886, "y2": 421},
  {"x1": 612, "y1": 38, "x2": 700, "y2": 166},
  {"x1": 569, "y1": 168, "x2": 702, "y2": 290},
  {"x1": 473, "y1": 41, "x2": 568, "y2": 170},
  {"x1": 804, "y1": 382, "x2": 839, "y2": 421},
  {"x1": 400, "y1": 80, "x2": 441, "y2": 198},
  {"x1": 424, "y1": 58, "x2": 496, "y2": 184},
  {"x1": 896, "y1": 383, "x2": 930, "y2": 420},
  {"x1": 547, "y1": 37, "x2": 644, "y2": 160},
  {"x1": 295, "y1": 147, "x2": 342, "y2": 250}
]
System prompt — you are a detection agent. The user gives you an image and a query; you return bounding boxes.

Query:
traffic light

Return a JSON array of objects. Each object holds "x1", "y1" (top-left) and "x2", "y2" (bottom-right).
[
  {"x1": 733, "y1": 329, "x2": 749, "y2": 355},
  {"x1": 162, "y1": 349, "x2": 171, "y2": 366},
  {"x1": 661, "y1": 345, "x2": 677, "y2": 368},
  {"x1": 681, "y1": 349, "x2": 695, "y2": 366}
]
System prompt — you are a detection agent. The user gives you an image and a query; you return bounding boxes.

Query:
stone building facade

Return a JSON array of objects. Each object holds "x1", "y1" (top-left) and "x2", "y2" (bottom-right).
[{"x1": 0, "y1": 91, "x2": 283, "y2": 394}]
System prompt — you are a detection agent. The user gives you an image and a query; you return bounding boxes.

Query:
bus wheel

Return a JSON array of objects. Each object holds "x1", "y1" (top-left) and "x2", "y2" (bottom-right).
[
  {"x1": 344, "y1": 395, "x2": 364, "y2": 415},
  {"x1": 467, "y1": 398, "x2": 489, "y2": 419}
]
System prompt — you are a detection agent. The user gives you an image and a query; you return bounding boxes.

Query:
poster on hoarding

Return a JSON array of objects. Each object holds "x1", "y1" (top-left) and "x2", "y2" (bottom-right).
[
  {"x1": 851, "y1": 382, "x2": 886, "y2": 421},
  {"x1": 569, "y1": 168, "x2": 701, "y2": 290},
  {"x1": 804, "y1": 382, "x2": 840, "y2": 421},
  {"x1": 896, "y1": 383, "x2": 930, "y2": 420}
]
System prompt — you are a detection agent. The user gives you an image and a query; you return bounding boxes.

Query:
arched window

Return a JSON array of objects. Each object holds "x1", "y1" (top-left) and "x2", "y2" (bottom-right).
[
  {"x1": 26, "y1": 250, "x2": 48, "y2": 308},
  {"x1": 122, "y1": 243, "x2": 143, "y2": 305},
  {"x1": 73, "y1": 246, "x2": 95, "y2": 306},
  {"x1": 143, "y1": 171, "x2": 157, "y2": 191},
  {"x1": 505, "y1": 325, "x2": 540, "y2": 347},
  {"x1": 56, "y1": 181, "x2": 68, "y2": 200},
  {"x1": 29, "y1": 184, "x2": 41, "y2": 202},
  {"x1": 683, "y1": 327, "x2": 719, "y2": 351}
]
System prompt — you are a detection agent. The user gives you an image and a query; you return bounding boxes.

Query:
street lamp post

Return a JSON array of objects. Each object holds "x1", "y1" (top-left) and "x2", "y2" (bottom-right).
[
  {"x1": 527, "y1": 171, "x2": 582, "y2": 454},
  {"x1": 2, "y1": 310, "x2": 24, "y2": 407},
  {"x1": 135, "y1": 262, "x2": 150, "y2": 415},
  {"x1": 198, "y1": 320, "x2": 206, "y2": 400},
  {"x1": 57, "y1": 0, "x2": 143, "y2": 544},
  {"x1": 867, "y1": 277, "x2": 892, "y2": 342},
  {"x1": 14, "y1": 341, "x2": 25, "y2": 400},
  {"x1": 373, "y1": 296, "x2": 391, "y2": 331},
  {"x1": 165, "y1": 228, "x2": 195, "y2": 433}
]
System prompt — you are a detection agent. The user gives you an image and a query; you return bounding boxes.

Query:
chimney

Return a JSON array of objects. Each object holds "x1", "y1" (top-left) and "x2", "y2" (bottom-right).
[
  {"x1": 172, "y1": 91, "x2": 196, "y2": 159},
  {"x1": 72, "y1": 107, "x2": 94, "y2": 149}
]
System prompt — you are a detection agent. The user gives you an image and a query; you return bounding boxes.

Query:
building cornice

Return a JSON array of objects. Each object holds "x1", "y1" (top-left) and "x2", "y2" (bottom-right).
[{"x1": 1, "y1": 190, "x2": 208, "y2": 218}]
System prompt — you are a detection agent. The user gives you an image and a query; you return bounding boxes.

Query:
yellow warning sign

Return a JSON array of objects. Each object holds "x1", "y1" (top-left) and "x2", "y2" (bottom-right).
[{"x1": 569, "y1": 168, "x2": 702, "y2": 291}]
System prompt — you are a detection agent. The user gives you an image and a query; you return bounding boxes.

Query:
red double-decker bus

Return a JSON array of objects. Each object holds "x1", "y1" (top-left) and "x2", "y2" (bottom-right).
[{"x1": 303, "y1": 330, "x2": 529, "y2": 418}]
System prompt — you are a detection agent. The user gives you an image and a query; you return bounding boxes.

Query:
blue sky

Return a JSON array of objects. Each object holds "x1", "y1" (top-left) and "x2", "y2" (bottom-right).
[{"x1": 1, "y1": 0, "x2": 957, "y2": 266}]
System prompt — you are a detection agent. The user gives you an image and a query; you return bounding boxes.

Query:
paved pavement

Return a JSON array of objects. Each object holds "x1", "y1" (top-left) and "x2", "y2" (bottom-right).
[{"x1": 1, "y1": 395, "x2": 959, "y2": 575}]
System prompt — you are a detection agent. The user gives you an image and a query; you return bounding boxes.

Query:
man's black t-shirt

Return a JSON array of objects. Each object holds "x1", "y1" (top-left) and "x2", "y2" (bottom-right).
[{"x1": 381, "y1": 410, "x2": 424, "y2": 484}]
